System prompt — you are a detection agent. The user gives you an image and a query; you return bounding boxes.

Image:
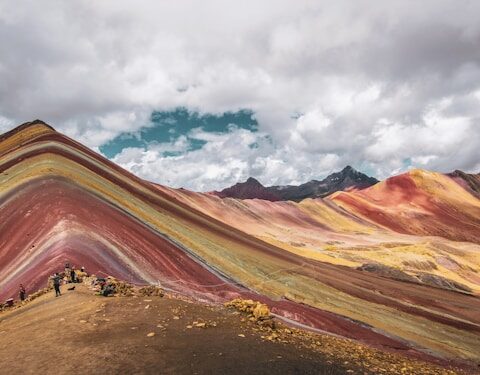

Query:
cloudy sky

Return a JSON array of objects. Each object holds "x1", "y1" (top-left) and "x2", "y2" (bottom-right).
[{"x1": 0, "y1": 0, "x2": 479, "y2": 191}]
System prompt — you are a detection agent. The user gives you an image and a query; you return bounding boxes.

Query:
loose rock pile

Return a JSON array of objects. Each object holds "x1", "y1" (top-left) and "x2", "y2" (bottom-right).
[
  {"x1": 108, "y1": 278, "x2": 135, "y2": 296},
  {"x1": 224, "y1": 298, "x2": 275, "y2": 329},
  {"x1": 83, "y1": 276, "x2": 165, "y2": 298},
  {"x1": 265, "y1": 323, "x2": 460, "y2": 375},
  {"x1": 138, "y1": 285, "x2": 164, "y2": 297}
]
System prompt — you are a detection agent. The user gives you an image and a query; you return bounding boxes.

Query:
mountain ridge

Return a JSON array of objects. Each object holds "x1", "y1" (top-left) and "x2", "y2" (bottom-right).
[{"x1": 213, "y1": 166, "x2": 379, "y2": 201}]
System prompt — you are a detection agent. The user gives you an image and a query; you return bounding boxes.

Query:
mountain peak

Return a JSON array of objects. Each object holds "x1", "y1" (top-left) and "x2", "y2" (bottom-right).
[
  {"x1": 342, "y1": 165, "x2": 356, "y2": 173},
  {"x1": 339, "y1": 165, "x2": 367, "y2": 177},
  {"x1": 18, "y1": 119, "x2": 56, "y2": 131},
  {"x1": 0, "y1": 120, "x2": 57, "y2": 154},
  {"x1": 215, "y1": 176, "x2": 280, "y2": 200},
  {"x1": 245, "y1": 177, "x2": 263, "y2": 186}
]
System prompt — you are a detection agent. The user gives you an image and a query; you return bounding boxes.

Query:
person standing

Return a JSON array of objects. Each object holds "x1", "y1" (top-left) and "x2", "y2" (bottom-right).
[
  {"x1": 52, "y1": 273, "x2": 61, "y2": 297},
  {"x1": 19, "y1": 284, "x2": 26, "y2": 301},
  {"x1": 70, "y1": 267, "x2": 76, "y2": 283},
  {"x1": 65, "y1": 262, "x2": 71, "y2": 282}
]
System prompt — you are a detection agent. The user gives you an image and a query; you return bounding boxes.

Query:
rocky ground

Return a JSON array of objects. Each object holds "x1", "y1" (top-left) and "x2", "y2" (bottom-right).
[{"x1": 0, "y1": 284, "x2": 472, "y2": 375}]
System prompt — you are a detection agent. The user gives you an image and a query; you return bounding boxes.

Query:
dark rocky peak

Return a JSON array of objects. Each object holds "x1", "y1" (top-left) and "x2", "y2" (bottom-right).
[
  {"x1": 214, "y1": 177, "x2": 280, "y2": 201},
  {"x1": 322, "y1": 165, "x2": 377, "y2": 185},
  {"x1": 244, "y1": 177, "x2": 264, "y2": 187},
  {"x1": 342, "y1": 165, "x2": 356, "y2": 173},
  {"x1": 448, "y1": 169, "x2": 480, "y2": 196}
]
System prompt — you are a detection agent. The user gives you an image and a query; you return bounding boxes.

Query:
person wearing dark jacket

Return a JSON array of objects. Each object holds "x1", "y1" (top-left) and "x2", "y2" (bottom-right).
[
  {"x1": 19, "y1": 284, "x2": 26, "y2": 301},
  {"x1": 52, "y1": 273, "x2": 62, "y2": 297}
]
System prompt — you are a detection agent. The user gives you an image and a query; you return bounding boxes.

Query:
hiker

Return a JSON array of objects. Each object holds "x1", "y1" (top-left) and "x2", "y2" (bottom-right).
[
  {"x1": 52, "y1": 273, "x2": 62, "y2": 297},
  {"x1": 97, "y1": 278, "x2": 106, "y2": 291},
  {"x1": 65, "y1": 262, "x2": 71, "y2": 282},
  {"x1": 70, "y1": 266, "x2": 76, "y2": 283},
  {"x1": 19, "y1": 284, "x2": 26, "y2": 301}
]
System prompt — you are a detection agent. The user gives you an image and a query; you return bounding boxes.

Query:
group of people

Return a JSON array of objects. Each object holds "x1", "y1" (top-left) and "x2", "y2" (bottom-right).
[
  {"x1": 4, "y1": 263, "x2": 89, "y2": 308},
  {"x1": 50, "y1": 262, "x2": 89, "y2": 297}
]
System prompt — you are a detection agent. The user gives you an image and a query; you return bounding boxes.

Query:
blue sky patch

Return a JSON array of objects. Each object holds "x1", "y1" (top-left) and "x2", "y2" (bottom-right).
[{"x1": 100, "y1": 108, "x2": 258, "y2": 158}]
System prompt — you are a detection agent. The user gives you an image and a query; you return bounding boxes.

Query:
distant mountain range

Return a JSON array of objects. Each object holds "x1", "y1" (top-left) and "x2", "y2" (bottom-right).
[{"x1": 213, "y1": 166, "x2": 379, "y2": 201}]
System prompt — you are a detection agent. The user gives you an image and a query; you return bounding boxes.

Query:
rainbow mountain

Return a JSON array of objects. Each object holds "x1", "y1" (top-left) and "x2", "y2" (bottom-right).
[{"x1": 0, "y1": 120, "x2": 479, "y2": 367}]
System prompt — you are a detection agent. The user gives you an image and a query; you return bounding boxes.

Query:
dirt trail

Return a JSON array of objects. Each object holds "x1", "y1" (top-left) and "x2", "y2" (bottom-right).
[{"x1": 0, "y1": 285, "x2": 469, "y2": 375}]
